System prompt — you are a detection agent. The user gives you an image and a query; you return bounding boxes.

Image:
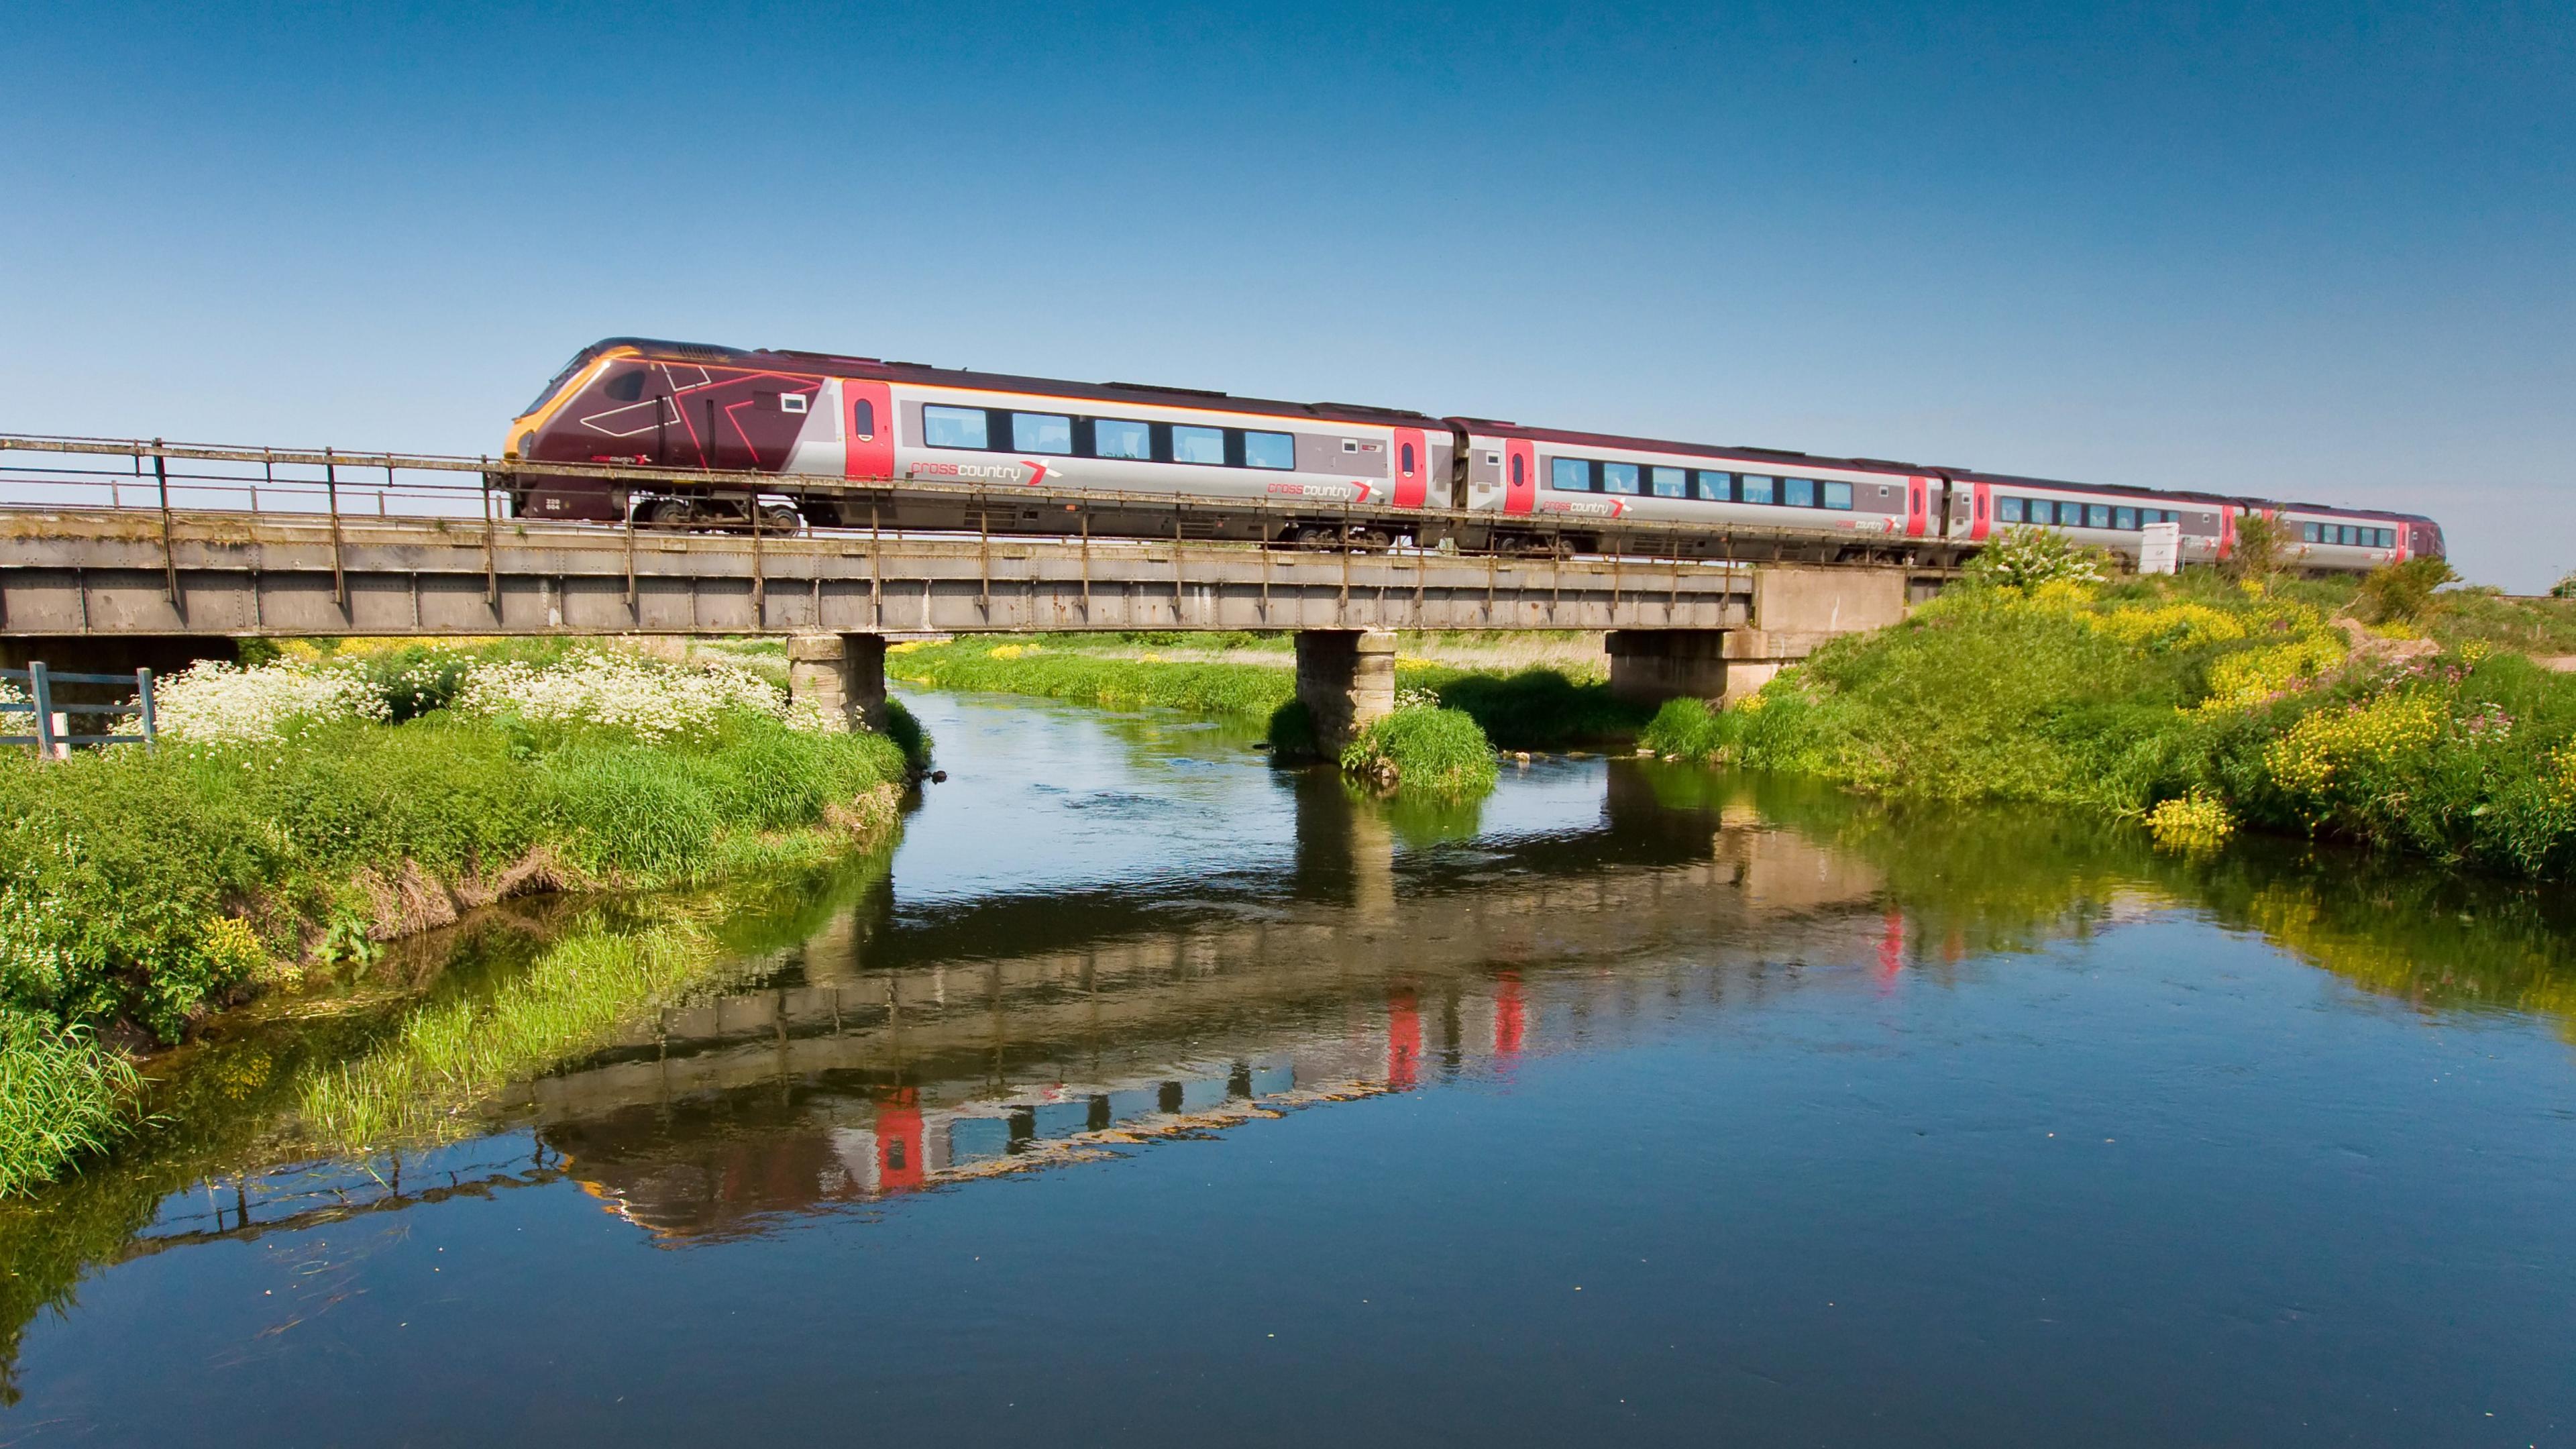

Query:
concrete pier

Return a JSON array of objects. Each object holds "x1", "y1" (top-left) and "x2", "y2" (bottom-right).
[
  {"x1": 786, "y1": 633, "x2": 889, "y2": 732},
  {"x1": 1293, "y1": 629, "x2": 1398, "y2": 751}
]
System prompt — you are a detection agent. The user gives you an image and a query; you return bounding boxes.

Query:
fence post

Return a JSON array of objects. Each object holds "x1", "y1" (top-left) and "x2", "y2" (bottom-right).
[
  {"x1": 153, "y1": 440, "x2": 181, "y2": 609},
  {"x1": 28, "y1": 662, "x2": 56, "y2": 760},
  {"x1": 136, "y1": 667, "x2": 157, "y2": 745},
  {"x1": 325, "y1": 447, "x2": 347, "y2": 610}
]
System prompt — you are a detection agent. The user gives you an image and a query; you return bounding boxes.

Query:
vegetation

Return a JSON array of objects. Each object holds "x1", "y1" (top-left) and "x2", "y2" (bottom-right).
[
  {"x1": 0, "y1": 643, "x2": 919, "y2": 1196},
  {"x1": 887, "y1": 638, "x2": 1295, "y2": 717},
  {"x1": 889, "y1": 635, "x2": 1651, "y2": 752},
  {"x1": 1643, "y1": 567, "x2": 2576, "y2": 879},
  {"x1": 1338, "y1": 706, "x2": 1500, "y2": 794},
  {"x1": 0, "y1": 847, "x2": 896, "y2": 1401},
  {"x1": 1962, "y1": 525, "x2": 2109, "y2": 591}
]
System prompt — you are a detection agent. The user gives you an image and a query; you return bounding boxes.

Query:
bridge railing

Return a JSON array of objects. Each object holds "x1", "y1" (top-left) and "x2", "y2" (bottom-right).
[{"x1": 0, "y1": 432, "x2": 1955, "y2": 572}]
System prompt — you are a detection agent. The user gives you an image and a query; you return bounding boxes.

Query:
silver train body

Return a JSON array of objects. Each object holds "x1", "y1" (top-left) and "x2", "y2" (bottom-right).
[{"x1": 506, "y1": 339, "x2": 2443, "y2": 571}]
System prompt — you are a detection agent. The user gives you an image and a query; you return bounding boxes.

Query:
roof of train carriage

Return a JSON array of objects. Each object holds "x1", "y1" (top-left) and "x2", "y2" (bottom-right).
[
  {"x1": 1444, "y1": 417, "x2": 1941, "y2": 479},
  {"x1": 564, "y1": 337, "x2": 1446, "y2": 431},
  {"x1": 1956, "y1": 466, "x2": 2436, "y2": 524}
]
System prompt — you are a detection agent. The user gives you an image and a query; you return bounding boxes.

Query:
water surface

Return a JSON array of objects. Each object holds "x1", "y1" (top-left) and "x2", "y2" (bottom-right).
[{"x1": 5, "y1": 689, "x2": 2573, "y2": 1446}]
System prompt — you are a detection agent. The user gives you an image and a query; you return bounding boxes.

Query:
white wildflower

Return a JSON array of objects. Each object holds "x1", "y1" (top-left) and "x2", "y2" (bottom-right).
[
  {"x1": 454, "y1": 654, "x2": 789, "y2": 741},
  {"x1": 155, "y1": 661, "x2": 389, "y2": 743}
]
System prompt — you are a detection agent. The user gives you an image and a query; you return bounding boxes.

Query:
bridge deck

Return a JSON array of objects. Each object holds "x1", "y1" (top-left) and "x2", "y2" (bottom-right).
[{"x1": 0, "y1": 508, "x2": 1763, "y2": 635}]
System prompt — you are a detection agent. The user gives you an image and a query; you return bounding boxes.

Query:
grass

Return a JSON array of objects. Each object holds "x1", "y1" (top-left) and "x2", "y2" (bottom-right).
[
  {"x1": 1643, "y1": 572, "x2": 2576, "y2": 880},
  {"x1": 1340, "y1": 707, "x2": 1501, "y2": 794},
  {"x1": 890, "y1": 639, "x2": 1297, "y2": 717},
  {"x1": 0, "y1": 1024, "x2": 142, "y2": 1199}
]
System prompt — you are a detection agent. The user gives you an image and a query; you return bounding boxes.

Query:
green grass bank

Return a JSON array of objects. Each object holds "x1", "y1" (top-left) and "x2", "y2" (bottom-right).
[
  {"x1": 0, "y1": 641, "x2": 924, "y2": 1196},
  {"x1": 885, "y1": 631, "x2": 1654, "y2": 757},
  {"x1": 1640, "y1": 569, "x2": 2576, "y2": 880}
]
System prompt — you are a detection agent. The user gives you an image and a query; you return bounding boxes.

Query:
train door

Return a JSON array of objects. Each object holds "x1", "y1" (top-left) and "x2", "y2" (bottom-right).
[
  {"x1": 1905, "y1": 476, "x2": 1931, "y2": 537},
  {"x1": 1504, "y1": 439, "x2": 1538, "y2": 515},
  {"x1": 845, "y1": 379, "x2": 894, "y2": 480},
  {"x1": 1967, "y1": 480, "x2": 1992, "y2": 541},
  {"x1": 2217, "y1": 505, "x2": 2239, "y2": 561},
  {"x1": 1391, "y1": 427, "x2": 1429, "y2": 508}
]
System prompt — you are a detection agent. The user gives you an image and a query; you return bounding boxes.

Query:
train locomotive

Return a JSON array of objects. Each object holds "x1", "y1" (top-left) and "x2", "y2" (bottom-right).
[{"x1": 503, "y1": 337, "x2": 2442, "y2": 572}]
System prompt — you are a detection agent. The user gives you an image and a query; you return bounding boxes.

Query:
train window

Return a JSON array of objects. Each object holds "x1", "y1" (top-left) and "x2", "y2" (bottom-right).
[
  {"x1": 1603, "y1": 463, "x2": 1641, "y2": 495},
  {"x1": 1784, "y1": 476, "x2": 1816, "y2": 508},
  {"x1": 1996, "y1": 496, "x2": 2025, "y2": 524},
  {"x1": 1650, "y1": 467, "x2": 1686, "y2": 498},
  {"x1": 1343, "y1": 439, "x2": 1360, "y2": 452},
  {"x1": 923, "y1": 405, "x2": 988, "y2": 449},
  {"x1": 2301, "y1": 522, "x2": 2320, "y2": 543},
  {"x1": 1172, "y1": 426, "x2": 1225, "y2": 466},
  {"x1": 1511, "y1": 454, "x2": 1525, "y2": 487},
  {"x1": 1551, "y1": 458, "x2": 1589, "y2": 491},
  {"x1": 780, "y1": 392, "x2": 808, "y2": 415},
  {"x1": 1823, "y1": 480, "x2": 1854, "y2": 510},
  {"x1": 852, "y1": 398, "x2": 875, "y2": 438},
  {"x1": 1244, "y1": 431, "x2": 1295, "y2": 470},
  {"x1": 2086, "y1": 504, "x2": 2112, "y2": 529},
  {"x1": 1740, "y1": 474, "x2": 1776, "y2": 505},
  {"x1": 1010, "y1": 413, "x2": 1071, "y2": 454},
  {"x1": 1095, "y1": 419, "x2": 1151, "y2": 460},
  {"x1": 604, "y1": 371, "x2": 646, "y2": 403},
  {"x1": 1486, "y1": 452, "x2": 1503, "y2": 466},
  {"x1": 2114, "y1": 506, "x2": 2136, "y2": 530},
  {"x1": 1695, "y1": 470, "x2": 1733, "y2": 501},
  {"x1": 2379, "y1": 529, "x2": 2396, "y2": 548}
]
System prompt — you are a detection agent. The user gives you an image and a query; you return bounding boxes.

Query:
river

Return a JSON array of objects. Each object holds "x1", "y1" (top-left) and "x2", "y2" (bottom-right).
[{"x1": 4, "y1": 688, "x2": 2573, "y2": 1446}]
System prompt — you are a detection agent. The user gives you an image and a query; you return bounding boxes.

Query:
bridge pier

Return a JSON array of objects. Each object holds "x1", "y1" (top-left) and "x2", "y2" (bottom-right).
[
  {"x1": 1605, "y1": 567, "x2": 1909, "y2": 709},
  {"x1": 1295, "y1": 629, "x2": 1397, "y2": 751},
  {"x1": 786, "y1": 633, "x2": 888, "y2": 732}
]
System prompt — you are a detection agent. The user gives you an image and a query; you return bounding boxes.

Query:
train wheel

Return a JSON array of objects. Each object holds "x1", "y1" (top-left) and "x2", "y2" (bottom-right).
[
  {"x1": 636, "y1": 497, "x2": 696, "y2": 529},
  {"x1": 759, "y1": 502, "x2": 800, "y2": 533}
]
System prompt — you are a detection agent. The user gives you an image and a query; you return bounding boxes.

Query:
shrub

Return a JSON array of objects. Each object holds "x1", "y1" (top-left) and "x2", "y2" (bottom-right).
[
  {"x1": 1339, "y1": 706, "x2": 1499, "y2": 794},
  {"x1": 1640, "y1": 698, "x2": 1729, "y2": 759},
  {"x1": 1964, "y1": 527, "x2": 2109, "y2": 592},
  {"x1": 1266, "y1": 699, "x2": 1319, "y2": 759},
  {"x1": 2355, "y1": 557, "x2": 2459, "y2": 626},
  {"x1": 2226, "y1": 512, "x2": 2290, "y2": 583},
  {"x1": 2145, "y1": 792, "x2": 2236, "y2": 852},
  {"x1": 2554, "y1": 572, "x2": 2576, "y2": 600}
]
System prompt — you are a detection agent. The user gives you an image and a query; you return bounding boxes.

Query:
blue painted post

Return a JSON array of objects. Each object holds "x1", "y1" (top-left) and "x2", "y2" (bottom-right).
[
  {"x1": 136, "y1": 667, "x2": 158, "y2": 745},
  {"x1": 27, "y1": 661, "x2": 56, "y2": 760}
]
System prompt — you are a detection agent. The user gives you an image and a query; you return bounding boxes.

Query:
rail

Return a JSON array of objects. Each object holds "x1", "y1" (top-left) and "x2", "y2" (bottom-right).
[{"x1": 0, "y1": 431, "x2": 1965, "y2": 576}]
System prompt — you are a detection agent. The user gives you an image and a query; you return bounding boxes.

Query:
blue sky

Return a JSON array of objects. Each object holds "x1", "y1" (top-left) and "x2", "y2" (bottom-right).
[{"x1": 4, "y1": 1, "x2": 2569, "y2": 587}]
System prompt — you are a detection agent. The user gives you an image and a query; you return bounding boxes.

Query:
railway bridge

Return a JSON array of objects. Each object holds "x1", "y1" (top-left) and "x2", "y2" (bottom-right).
[{"x1": 0, "y1": 435, "x2": 1935, "y2": 743}]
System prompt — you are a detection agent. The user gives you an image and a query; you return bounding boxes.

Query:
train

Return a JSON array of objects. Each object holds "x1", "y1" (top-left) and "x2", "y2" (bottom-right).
[{"x1": 502, "y1": 337, "x2": 2443, "y2": 572}]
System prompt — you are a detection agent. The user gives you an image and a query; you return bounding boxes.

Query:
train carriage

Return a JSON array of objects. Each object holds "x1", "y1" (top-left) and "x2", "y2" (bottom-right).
[
  {"x1": 506, "y1": 338, "x2": 1452, "y2": 547},
  {"x1": 1452, "y1": 421, "x2": 1945, "y2": 561}
]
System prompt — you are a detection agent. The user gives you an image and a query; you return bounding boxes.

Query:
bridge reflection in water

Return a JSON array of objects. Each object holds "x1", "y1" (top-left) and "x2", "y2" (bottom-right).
[{"x1": 537, "y1": 765, "x2": 1908, "y2": 1242}]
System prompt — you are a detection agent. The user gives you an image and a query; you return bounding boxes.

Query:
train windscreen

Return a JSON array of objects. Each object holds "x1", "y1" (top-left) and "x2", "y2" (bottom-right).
[{"x1": 519, "y1": 349, "x2": 595, "y2": 419}]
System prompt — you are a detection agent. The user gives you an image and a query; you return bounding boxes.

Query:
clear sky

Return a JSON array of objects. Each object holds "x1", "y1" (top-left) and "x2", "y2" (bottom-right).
[{"x1": 4, "y1": 1, "x2": 2569, "y2": 588}]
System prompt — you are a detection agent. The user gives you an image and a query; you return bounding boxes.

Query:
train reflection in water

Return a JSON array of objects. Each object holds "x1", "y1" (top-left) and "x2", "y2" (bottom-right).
[{"x1": 537, "y1": 765, "x2": 1923, "y2": 1242}]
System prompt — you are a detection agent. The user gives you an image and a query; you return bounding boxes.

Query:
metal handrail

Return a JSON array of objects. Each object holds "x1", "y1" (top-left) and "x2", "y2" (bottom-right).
[{"x1": 0, "y1": 431, "x2": 1959, "y2": 566}]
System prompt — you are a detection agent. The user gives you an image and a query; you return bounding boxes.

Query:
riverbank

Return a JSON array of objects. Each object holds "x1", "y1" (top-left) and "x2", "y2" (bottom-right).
[
  {"x1": 1641, "y1": 571, "x2": 2576, "y2": 879},
  {"x1": 0, "y1": 642, "x2": 924, "y2": 1195},
  {"x1": 884, "y1": 631, "x2": 1653, "y2": 754}
]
